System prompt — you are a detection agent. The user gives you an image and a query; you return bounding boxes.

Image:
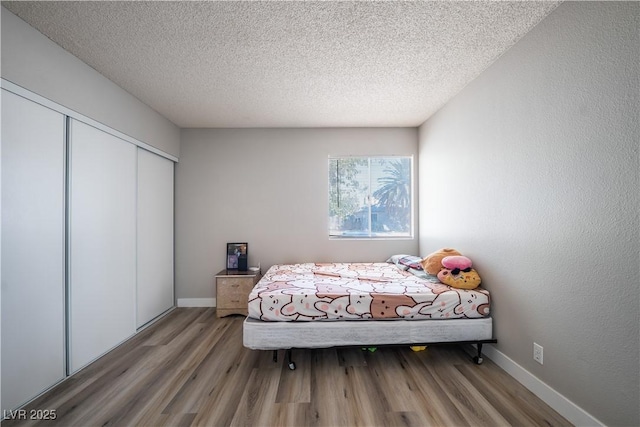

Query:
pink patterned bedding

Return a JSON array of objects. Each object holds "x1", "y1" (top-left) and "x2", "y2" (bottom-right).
[{"x1": 247, "y1": 263, "x2": 490, "y2": 322}]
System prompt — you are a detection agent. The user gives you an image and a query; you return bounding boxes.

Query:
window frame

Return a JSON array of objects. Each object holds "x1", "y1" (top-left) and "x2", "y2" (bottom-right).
[{"x1": 328, "y1": 155, "x2": 414, "y2": 240}]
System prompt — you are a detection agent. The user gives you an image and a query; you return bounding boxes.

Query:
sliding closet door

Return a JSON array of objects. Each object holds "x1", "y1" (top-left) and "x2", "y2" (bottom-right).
[
  {"x1": 137, "y1": 148, "x2": 174, "y2": 328},
  {"x1": 1, "y1": 90, "x2": 66, "y2": 410},
  {"x1": 68, "y1": 119, "x2": 137, "y2": 373}
]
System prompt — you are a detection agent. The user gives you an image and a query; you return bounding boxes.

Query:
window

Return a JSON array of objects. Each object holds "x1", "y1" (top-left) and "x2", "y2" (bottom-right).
[{"x1": 329, "y1": 156, "x2": 413, "y2": 238}]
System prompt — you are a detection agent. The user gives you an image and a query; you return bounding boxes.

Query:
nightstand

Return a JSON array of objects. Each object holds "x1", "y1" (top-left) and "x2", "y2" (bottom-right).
[{"x1": 215, "y1": 269, "x2": 261, "y2": 318}]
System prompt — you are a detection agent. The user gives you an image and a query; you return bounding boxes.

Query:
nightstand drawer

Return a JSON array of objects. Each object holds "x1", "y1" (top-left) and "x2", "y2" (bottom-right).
[{"x1": 217, "y1": 279, "x2": 254, "y2": 308}]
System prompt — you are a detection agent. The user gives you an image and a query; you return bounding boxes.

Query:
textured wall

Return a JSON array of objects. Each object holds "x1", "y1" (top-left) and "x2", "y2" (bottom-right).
[
  {"x1": 418, "y1": 2, "x2": 639, "y2": 426},
  {"x1": 176, "y1": 128, "x2": 419, "y2": 300},
  {"x1": 1, "y1": 8, "x2": 180, "y2": 158}
]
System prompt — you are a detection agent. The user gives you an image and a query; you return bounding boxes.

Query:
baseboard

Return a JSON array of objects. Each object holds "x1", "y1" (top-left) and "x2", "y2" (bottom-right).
[
  {"x1": 481, "y1": 345, "x2": 604, "y2": 427},
  {"x1": 177, "y1": 298, "x2": 216, "y2": 307}
]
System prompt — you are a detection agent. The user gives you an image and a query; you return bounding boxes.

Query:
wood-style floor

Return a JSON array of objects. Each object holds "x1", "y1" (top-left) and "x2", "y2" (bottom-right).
[{"x1": 3, "y1": 308, "x2": 572, "y2": 427}]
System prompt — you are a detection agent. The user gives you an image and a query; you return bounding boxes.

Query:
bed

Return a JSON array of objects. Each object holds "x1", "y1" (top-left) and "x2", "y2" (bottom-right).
[{"x1": 242, "y1": 262, "x2": 496, "y2": 369}]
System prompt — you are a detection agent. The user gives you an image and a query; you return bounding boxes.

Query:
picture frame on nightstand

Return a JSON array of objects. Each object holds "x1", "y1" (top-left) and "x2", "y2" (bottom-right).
[{"x1": 226, "y1": 242, "x2": 247, "y2": 270}]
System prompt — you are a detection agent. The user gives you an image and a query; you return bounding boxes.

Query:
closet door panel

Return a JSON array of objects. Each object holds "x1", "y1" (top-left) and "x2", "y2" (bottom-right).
[
  {"x1": 1, "y1": 90, "x2": 66, "y2": 410},
  {"x1": 137, "y1": 148, "x2": 174, "y2": 328},
  {"x1": 68, "y1": 119, "x2": 137, "y2": 373}
]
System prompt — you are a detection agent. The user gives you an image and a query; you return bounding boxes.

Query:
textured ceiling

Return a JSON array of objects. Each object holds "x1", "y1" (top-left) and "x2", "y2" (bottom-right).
[{"x1": 3, "y1": 1, "x2": 560, "y2": 128}]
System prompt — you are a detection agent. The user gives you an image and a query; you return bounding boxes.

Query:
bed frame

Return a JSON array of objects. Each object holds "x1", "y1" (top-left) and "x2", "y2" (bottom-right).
[
  {"x1": 271, "y1": 341, "x2": 497, "y2": 371},
  {"x1": 243, "y1": 316, "x2": 496, "y2": 369}
]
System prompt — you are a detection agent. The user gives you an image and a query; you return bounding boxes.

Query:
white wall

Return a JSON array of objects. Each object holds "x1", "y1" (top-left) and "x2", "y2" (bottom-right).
[
  {"x1": 418, "y1": 2, "x2": 639, "y2": 426},
  {"x1": 0, "y1": 7, "x2": 180, "y2": 158},
  {"x1": 176, "y1": 128, "x2": 419, "y2": 300}
]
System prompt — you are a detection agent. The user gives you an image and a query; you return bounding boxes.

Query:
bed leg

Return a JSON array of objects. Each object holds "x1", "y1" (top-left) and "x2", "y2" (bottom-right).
[
  {"x1": 473, "y1": 342, "x2": 484, "y2": 365},
  {"x1": 286, "y1": 349, "x2": 296, "y2": 370},
  {"x1": 273, "y1": 350, "x2": 278, "y2": 363}
]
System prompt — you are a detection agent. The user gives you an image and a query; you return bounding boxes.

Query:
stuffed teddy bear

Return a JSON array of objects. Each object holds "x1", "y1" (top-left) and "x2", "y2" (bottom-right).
[
  {"x1": 420, "y1": 248, "x2": 461, "y2": 275},
  {"x1": 437, "y1": 255, "x2": 482, "y2": 289}
]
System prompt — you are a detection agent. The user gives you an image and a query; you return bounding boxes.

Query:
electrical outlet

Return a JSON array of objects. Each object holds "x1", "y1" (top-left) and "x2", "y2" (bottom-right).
[{"x1": 533, "y1": 343, "x2": 543, "y2": 365}]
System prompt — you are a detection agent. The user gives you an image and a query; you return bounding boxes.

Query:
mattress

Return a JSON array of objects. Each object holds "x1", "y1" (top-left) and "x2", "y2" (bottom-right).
[
  {"x1": 243, "y1": 316, "x2": 493, "y2": 350},
  {"x1": 247, "y1": 263, "x2": 490, "y2": 321}
]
